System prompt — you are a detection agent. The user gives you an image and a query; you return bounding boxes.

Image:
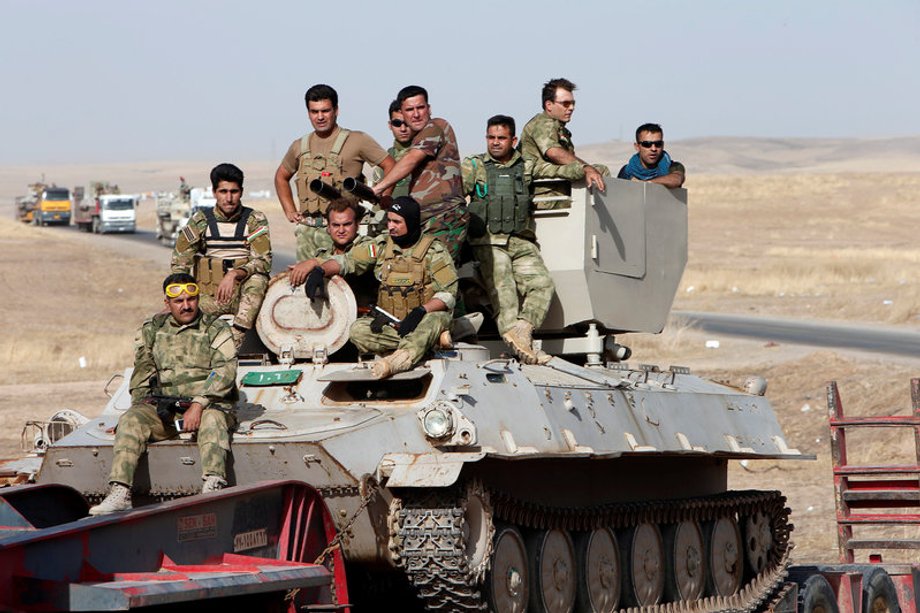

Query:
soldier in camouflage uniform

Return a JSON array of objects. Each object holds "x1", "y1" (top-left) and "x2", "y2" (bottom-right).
[
  {"x1": 89, "y1": 273, "x2": 239, "y2": 515},
  {"x1": 307, "y1": 197, "x2": 457, "y2": 379},
  {"x1": 288, "y1": 199, "x2": 380, "y2": 308},
  {"x1": 520, "y1": 78, "x2": 610, "y2": 191},
  {"x1": 372, "y1": 86, "x2": 468, "y2": 261},
  {"x1": 171, "y1": 163, "x2": 271, "y2": 350},
  {"x1": 462, "y1": 115, "x2": 561, "y2": 365},
  {"x1": 369, "y1": 100, "x2": 415, "y2": 235},
  {"x1": 274, "y1": 84, "x2": 395, "y2": 260}
]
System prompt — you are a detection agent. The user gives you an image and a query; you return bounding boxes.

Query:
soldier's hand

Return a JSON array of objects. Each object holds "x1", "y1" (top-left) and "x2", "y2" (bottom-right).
[
  {"x1": 305, "y1": 266, "x2": 327, "y2": 300},
  {"x1": 285, "y1": 209, "x2": 303, "y2": 224},
  {"x1": 585, "y1": 166, "x2": 606, "y2": 192},
  {"x1": 182, "y1": 402, "x2": 203, "y2": 432},
  {"x1": 288, "y1": 260, "x2": 317, "y2": 287},
  {"x1": 378, "y1": 195, "x2": 393, "y2": 210},
  {"x1": 398, "y1": 306, "x2": 427, "y2": 337},
  {"x1": 370, "y1": 311, "x2": 389, "y2": 334},
  {"x1": 216, "y1": 271, "x2": 239, "y2": 304}
]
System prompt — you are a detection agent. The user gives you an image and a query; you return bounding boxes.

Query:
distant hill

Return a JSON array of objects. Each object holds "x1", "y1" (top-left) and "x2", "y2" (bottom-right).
[{"x1": 580, "y1": 136, "x2": 920, "y2": 174}]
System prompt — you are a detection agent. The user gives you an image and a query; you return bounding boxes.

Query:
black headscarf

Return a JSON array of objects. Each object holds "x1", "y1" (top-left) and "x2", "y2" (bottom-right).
[{"x1": 389, "y1": 196, "x2": 422, "y2": 248}]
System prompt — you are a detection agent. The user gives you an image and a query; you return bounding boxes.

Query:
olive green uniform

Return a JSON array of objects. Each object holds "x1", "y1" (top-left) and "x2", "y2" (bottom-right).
[
  {"x1": 330, "y1": 235, "x2": 458, "y2": 366},
  {"x1": 314, "y1": 233, "x2": 380, "y2": 308},
  {"x1": 109, "y1": 312, "x2": 238, "y2": 486},
  {"x1": 520, "y1": 112, "x2": 610, "y2": 180},
  {"x1": 171, "y1": 206, "x2": 272, "y2": 333},
  {"x1": 462, "y1": 150, "x2": 555, "y2": 335}
]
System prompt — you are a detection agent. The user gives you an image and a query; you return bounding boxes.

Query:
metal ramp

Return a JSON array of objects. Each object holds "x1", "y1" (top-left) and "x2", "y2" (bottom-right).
[{"x1": 0, "y1": 481, "x2": 349, "y2": 611}]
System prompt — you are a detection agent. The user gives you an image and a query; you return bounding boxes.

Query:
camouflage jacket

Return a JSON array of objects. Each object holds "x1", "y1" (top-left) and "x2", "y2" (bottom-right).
[
  {"x1": 407, "y1": 118, "x2": 464, "y2": 220},
  {"x1": 171, "y1": 205, "x2": 272, "y2": 279},
  {"x1": 330, "y1": 234, "x2": 458, "y2": 312},
  {"x1": 129, "y1": 311, "x2": 238, "y2": 410},
  {"x1": 520, "y1": 112, "x2": 587, "y2": 181}
]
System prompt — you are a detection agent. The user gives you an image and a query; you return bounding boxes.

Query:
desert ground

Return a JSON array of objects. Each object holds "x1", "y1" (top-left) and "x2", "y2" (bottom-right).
[{"x1": 2, "y1": 138, "x2": 919, "y2": 566}]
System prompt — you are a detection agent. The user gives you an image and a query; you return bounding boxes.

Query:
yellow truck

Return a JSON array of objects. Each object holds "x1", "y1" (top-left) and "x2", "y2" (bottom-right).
[{"x1": 31, "y1": 184, "x2": 71, "y2": 226}]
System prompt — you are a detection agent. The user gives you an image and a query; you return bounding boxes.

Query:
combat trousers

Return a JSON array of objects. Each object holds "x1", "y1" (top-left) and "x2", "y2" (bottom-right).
[
  {"x1": 473, "y1": 236, "x2": 555, "y2": 335},
  {"x1": 350, "y1": 311, "x2": 452, "y2": 366},
  {"x1": 109, "y1": 402, "x2": 233, "y2": 487},
  {"x1": 199, "y1": 273, "x2": 268, "y2": 330},
  {"x1": 422, "y1": 205, "x2": 469, "y2": 262},
  {"x1": 295, "y1": 223, "x2": 334, "y2": 261}
]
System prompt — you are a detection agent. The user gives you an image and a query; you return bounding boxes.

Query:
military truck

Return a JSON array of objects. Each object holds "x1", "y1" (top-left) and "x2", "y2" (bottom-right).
[
  {"x1": 73, "y1": 182, "x2": 138, "y2": 234},
  {"x1": 156, "y1": 185, "x2": 215, "y2": 246}
]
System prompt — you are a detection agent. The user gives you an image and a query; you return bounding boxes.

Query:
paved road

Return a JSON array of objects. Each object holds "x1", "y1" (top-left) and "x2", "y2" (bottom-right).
[{"x1": 676, "y1": 311, "x2": 920, "y2": 359}]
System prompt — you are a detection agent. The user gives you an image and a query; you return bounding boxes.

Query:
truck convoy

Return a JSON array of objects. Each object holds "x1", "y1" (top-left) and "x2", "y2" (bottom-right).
[
  {"x1": 72, "y1": 181, "x2": 138, "y2": 234},
  {"x1": 19, "y1": 183, "x2": 71, "y2": 226},
  {"x1": 0, "y1": 179, "x2": 917, "y2": 613}
]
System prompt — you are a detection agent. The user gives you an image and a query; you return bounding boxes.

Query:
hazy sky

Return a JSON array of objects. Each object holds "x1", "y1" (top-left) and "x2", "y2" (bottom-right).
[{"x1": 2, "y1": 1, "x2": 918, "y2": 165}]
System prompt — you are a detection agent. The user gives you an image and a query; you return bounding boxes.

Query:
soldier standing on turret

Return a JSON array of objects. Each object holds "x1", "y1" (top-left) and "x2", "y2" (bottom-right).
[
  {"x1": 274, "y1": 84, "x2": 395, "y2": 261},
  {"x1": 171, "y1": 163, "x2": 271, "y2": 350},
  {"x1": 462, "y1": 115, "x2": 555, "y2": 364}
]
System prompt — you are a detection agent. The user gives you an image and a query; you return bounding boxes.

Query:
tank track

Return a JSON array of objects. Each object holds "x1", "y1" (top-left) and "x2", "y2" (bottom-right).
[{"x1": 392, "y1": 487, "x2": 792, "y2": 613}]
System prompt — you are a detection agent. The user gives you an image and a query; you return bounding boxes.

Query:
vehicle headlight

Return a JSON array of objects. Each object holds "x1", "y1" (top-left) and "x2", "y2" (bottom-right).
[{"x1": 421, "y1": 406, "x2": 454, "y2": 439}]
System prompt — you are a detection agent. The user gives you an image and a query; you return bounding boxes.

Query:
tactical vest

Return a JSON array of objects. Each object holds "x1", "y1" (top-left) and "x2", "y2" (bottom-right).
[
  {"x1": 377, "y1": 235, "x2": 436, "y2": 319},
  {"x1": 467, "y1": 156, "x2": 530, "y2": 237},
  {"x1": 295, "y1": 128, "x2": 351, "y2": 215},
  {"x1": 193, "y1": 208, "x2": 252, "y2": 294}
]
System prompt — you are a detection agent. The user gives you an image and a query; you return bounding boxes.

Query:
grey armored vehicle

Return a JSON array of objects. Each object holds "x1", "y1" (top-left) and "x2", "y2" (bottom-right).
[{"x1": 28, "y1": 180, "x2": 804, "y2": 612}]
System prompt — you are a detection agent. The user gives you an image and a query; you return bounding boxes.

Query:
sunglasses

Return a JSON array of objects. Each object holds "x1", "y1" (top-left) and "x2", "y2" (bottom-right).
[
  {"x1": 165, "y1": 282, "x2": 200, "y2": 298},
  {"x1": 390, "y1": 119, "x2": 406, "y2": 128},
  {"x1": 639, "y1": 140, "x2": 664, "y2": 148}
]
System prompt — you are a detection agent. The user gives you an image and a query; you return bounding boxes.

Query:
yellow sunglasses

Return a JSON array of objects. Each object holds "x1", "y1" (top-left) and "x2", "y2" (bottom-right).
[{"x1": 164, "y1": 282, "x2": 200, "y2": 298}]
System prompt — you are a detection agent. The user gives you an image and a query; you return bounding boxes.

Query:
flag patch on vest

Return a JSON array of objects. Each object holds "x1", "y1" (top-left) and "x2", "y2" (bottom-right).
[
  {"x1": 367, "y1": 243, "x2": 378, "y2": 258},
  {"x1": 246, "y1": 227, "x2": 268, "y2": 243}
]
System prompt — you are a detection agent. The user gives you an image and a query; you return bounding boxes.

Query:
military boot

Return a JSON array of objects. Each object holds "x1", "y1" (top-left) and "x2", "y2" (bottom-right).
[
  {"x1": 202, "y1": 475, "x2": 227, "y2": 493},
  {"x1": 502, "y1": 320, "x2": 540, "y2": 365},
  {"x1": 89, "y1": 482, "x2": 132, "y2": 515},
  {"x1": 370, "y1": 349, "x2": 414, "y2": 379}
]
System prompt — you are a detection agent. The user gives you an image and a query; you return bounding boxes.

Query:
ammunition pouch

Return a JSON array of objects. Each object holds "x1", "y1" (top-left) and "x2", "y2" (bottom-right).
[
  {"x1": 295, "y1": 129, "x2": 351, "y2": 215},
  {"x1": 377, "y1": 236, "x2": 435, "y2": 320},
  {"x1": 468, "y1": 157, "x2": 531, "y2": 237},
  {"x1": 194, "y1": 255, "x2": 248, "y2": 295}
]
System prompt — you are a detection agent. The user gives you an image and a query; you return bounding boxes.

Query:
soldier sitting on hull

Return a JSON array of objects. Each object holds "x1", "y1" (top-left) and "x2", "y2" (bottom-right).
[
  {"x1": 89, "y1": 273, "x2": 239, "y2": 515},
  {"x1": 274, "y1": 83, "x2": 395, "y2": 261},
  {"x1": 171, "y1": 163, "x2": 271, "y2": 350},
  {"x1": 617, "y1": 123, "x2": 686, "y2": 188},
  {"x1": 462, "y1": 115, "x2": 555, "y2": 364},
  {"x1": 521, "y1": 77, "x2": 609, "y2": 189},
  {"x1": 306, "y1": 197, "x2": 457, "y2": 379},
  {"x1": 288, "y1": 198, "x2": 380, "y2": 307}
]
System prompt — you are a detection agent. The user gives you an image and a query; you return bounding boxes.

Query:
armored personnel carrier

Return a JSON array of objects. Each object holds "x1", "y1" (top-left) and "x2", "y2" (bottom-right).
[{"x1": 25, "y1": 179, "x2": 806, "y2": 612}]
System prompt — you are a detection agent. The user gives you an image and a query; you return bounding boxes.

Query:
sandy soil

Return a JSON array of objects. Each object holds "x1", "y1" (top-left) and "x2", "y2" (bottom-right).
[{"x1": 2, "y1": 162, "x2": 919, "y2": 565}]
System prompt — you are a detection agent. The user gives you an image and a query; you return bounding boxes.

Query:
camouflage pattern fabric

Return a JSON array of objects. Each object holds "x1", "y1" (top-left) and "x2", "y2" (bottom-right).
[
  {"x1": 171, "y1": 206, "x2": 271, "y2": 327},
  {"x1": 199, "y1": 273, "x2": 268, "y2": 330},
  {"x1": 407, "y1": 118, "x2": 463, "y2": 220},
  {"x1": 520, "y1": 112, "x2": 610, "y2": 180},
  {"x1": 295, "y1": 223, "x2": 335, "y2": 261},
  {"x1": 421, "y1": 205, "x2": 469, "y2": 262},
  {"x1": 473, "y1": 237, "x2": 554, "y2": 335},
  {"x1": 314, "y1": 234, "x2": 382, "y2": 308},
  {"x1": 109, "y1": 402, "x2": 234, "y2": 486},
  {"x1": 350, "y1": 311, "x2": 452, "y2": 366},
  {"x1": 110, "y1": 311, "x2": 239, "y2": 486}
]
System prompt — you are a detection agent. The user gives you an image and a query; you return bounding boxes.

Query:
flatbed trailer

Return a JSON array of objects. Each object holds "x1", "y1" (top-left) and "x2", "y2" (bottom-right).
[{"x1": 0, "y1": 481, "x2": 349, "y2": 612}]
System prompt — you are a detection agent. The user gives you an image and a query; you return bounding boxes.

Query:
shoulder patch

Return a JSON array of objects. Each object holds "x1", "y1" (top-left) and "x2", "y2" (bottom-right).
[
  {"x1": 366, "y1": 242, "x2": 378, "y2": 259},
  {"x1": 180, "y1": 223, "x2": 199, "y2": 245}
]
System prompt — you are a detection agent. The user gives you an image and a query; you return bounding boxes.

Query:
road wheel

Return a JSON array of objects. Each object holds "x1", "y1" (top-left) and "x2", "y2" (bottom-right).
[
  {"x1": 862, "y1": 568, "x2": 900, "y2": 613},
  {"x1": 743, "y1": 510, "x2": 773, "y2": 577},
  {"x1": 620, "y1": 522, "x2": 664, "y2": 607},
  {"x1": 527, "y1": 528, "x2": 577, "y2": 612},
  {"x1": 664, "y1": 520, "x2": 705, "y2": 603},
  {"x1": 799, "y1": 574, "x2": 839, "y2": 613},
  {"x1": 705, "y1": 516, "x2": 742, "y2": 597},
  {"x1": 485, "y1": 525, "x2": 529, "y2": 613},
  {"x1": 574, "y1": 528, "x2": 619, "y2": 612}
]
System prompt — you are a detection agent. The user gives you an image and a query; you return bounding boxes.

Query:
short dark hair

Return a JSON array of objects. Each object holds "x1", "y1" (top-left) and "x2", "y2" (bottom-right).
[
  {"x1": 487, "y1": 114, "x2": 516, "y2": 136},
  {"x1": 324, "y1": 198, "x2": 365, "y2": 222},
  {"x1": 636, "y1": 123, "x2": 664, "y2": 142},
  {"x1": 163, "y1": 272, "x2": 196, "y2": 293},
  {"x1": 210, "y1": 163, "x2": 244, "y2": 190},
  {"x1": 541, "y1": 78, "x2": 576, "y2": 107},
  {"x1": 388, "y1": 99, "x2": 401, "y2": 117},
  {"x1": 305, "y1": 84, "x2": 338, "y2": 109},
  {"x1": 397, "y1": 85, "x2": 428, "y2": 106}
]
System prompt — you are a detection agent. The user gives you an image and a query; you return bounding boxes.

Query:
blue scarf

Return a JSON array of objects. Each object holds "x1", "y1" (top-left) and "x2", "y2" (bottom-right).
[{"x1": 624, "y1": 151, "x2": 672, "y2": 180}]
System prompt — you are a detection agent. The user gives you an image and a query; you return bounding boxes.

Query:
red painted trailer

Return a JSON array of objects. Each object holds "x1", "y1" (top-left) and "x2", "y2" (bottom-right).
[{"x1": 0, "y1": 481, "x2": 349, "y2": 612}]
